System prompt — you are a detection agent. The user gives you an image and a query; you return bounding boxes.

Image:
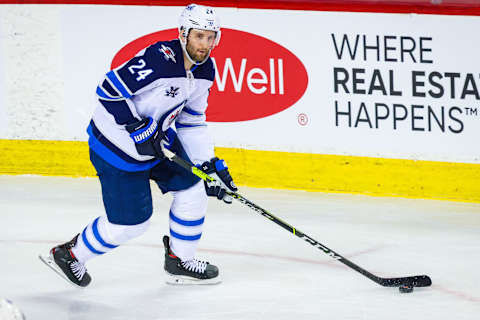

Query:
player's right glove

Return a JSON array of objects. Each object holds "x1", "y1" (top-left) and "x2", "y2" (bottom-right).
[
  {"x1": 126, "y1": 117, "x2": 173, "y2": 160},
  {"x1": 201, "y1": 157, "x2": 238, "y2": 204}
]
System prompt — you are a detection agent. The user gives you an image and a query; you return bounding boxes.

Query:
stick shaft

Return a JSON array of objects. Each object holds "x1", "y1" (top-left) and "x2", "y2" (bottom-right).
[{"x1": 162, "y1": 149, "x2": 431, "y2": 288}]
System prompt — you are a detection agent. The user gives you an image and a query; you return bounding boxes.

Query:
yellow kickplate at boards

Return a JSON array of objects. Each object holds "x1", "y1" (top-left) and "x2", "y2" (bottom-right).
[{"x1": 1, "y1": 139, "x2": 479, "y2": 203}]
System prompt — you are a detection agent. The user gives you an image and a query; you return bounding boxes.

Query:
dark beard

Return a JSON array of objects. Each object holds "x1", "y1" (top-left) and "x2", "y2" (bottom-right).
[{"x1": 186, "y1": 44, "x2": 208, "y2": 62}]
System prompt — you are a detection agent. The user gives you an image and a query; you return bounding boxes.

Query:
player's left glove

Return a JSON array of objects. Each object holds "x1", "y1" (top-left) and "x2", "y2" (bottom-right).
[{"x1": 201, "y1": 157, "x2": 238, "y2": 204}]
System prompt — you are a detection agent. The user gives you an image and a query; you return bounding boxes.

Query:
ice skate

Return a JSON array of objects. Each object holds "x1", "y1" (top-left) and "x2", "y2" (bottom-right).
[
  {"x1": 163, "y1": 235, "x2": 221, "y2": 285},
  {"x1": 39, "y1": 234, "x2": 91, "y2": 288}
]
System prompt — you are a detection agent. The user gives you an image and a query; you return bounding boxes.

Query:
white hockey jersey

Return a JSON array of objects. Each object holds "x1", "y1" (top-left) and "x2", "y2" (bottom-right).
[{"x1": 87, "y1": 39, "x2": 215, "y2": 171}]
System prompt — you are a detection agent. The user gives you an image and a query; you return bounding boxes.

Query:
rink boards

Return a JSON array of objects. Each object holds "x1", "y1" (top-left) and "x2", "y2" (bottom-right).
[
  {"x1": 0, "y1": 139, "x2": 479, "y2": 202},
  {"x1": 0, "y1": 3, "x2": 479, "y2": 202}
]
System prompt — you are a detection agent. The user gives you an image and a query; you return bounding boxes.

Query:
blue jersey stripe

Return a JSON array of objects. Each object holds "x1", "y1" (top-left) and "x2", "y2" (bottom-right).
[
  {"x1": 99, "y1": 100, "x2": 137, "y2": 125},
  {"x1": 92, "y1": 217, "x2": 119, "y2": 249},
  {"x1": 96, "y1": 86, "x2": 116, "y2": 100},
  {"x1": 101, "y1": 79, "x2": 121, "y2": 97},
  {"x1": 169, "y1": 210, "x2": 205, "y2": 226},
  {"x1": 87, "y1": 123, "x2": 161, "y2": 172},
  {"x1": 89, "y1": 122, "x2": 145, "y2": 164},
  {"x1": 170, "y1": 229, "x2": 202, "y2": 241},
  {"x1": 106, "y1": 70, "x2": 132, "y2": 98},
  {"x1": 176, "y1": 123, "x2": 205, "y2": 128},
  {"x1": 182, "y1": 107, "x2": 204, "y2": 116}
]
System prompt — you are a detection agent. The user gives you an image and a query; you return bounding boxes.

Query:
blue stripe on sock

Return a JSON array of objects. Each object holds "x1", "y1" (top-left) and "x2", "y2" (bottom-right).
[
  {"x1": 169, "y1": 211, "x2": 204, "y2": 226},
  {"x1": 81, "y1": 227, "x2": 105, "y2": 255},
  {"x1": 92, "y1": 217, "x2": 119, "y2": 249},
  {"x1": 170, "y1": 229, "x2": 202, "y2": 241}
]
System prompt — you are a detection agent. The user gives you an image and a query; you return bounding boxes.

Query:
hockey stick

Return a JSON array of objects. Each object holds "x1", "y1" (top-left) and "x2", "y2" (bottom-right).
[{"x1": 162, "y1": 148, "x2": 432, "y2": 289}]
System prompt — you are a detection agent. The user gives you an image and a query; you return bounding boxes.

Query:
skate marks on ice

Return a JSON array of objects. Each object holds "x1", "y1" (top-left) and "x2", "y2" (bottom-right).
[{"x1": 0, "y1": 176, "x2": 480, "y2": 319}]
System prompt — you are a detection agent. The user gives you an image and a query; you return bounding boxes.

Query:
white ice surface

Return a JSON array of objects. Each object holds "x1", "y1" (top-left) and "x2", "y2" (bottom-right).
[{"x1": 0, "y1": 175, "x2": 479, "y2": 320}]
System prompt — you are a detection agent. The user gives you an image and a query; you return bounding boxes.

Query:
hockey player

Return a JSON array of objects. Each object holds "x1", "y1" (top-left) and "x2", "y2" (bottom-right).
[{"x1": 40, "y1": 4, "x2": 237, "y2": 287}]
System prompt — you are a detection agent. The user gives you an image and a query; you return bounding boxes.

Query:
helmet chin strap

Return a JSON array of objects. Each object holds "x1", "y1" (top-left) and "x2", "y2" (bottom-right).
[{"x1": 179, "y1": 35, "x2": 212, "y2": 67}]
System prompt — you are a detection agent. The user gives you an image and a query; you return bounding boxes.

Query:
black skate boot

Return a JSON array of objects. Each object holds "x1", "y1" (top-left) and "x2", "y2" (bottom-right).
[
  {"x1": 163, "y1": 235, "x2": 221, "y2": 285},
  {"x1": 39, "y1": 234, "x2": 91, "y2": 287}
]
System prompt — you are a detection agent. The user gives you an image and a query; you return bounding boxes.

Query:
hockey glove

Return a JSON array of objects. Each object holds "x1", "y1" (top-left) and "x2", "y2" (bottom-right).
[
  {"x1": 201, "y1": 157, "x2": 238, "y2": 204},
  {"x1": 126, "y1": 117, "x2": 173, "y2": 159}
]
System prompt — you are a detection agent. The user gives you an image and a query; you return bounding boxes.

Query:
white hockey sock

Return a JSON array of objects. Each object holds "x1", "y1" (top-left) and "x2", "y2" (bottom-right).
[
  {"x1": 71, "y1": 216, "x2": 150, "y2": 264},
  {"x1": 169, "y1": 181, "x2": 208, "y2": 261}
]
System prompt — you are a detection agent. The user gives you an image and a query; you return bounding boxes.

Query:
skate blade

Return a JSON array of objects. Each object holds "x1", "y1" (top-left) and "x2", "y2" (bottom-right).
[
  {"x1": 165, "y1": 273, "x2": 222, "y2": 285},
  {"x1": 38, "y1": 254, "x2": 84, "y2": 289}
]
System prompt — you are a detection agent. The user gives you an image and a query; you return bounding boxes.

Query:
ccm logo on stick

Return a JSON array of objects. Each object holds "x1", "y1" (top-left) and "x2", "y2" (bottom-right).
[{"x1": 111, "y1": 28, "x2": 308, "y2": 122}]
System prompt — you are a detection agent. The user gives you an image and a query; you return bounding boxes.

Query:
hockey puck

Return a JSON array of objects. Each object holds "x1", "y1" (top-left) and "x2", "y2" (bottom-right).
[{"x1": 399, "y1": 284, "x2": 414, "y2": 293}]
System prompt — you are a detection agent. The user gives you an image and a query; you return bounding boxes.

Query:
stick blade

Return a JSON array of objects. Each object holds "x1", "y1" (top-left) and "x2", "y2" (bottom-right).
[{"x1": 380, "y1": 275, "x2": 432, "y2": 287}]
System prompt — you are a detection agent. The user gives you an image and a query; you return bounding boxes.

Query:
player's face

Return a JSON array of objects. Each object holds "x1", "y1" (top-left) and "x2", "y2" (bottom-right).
[{"x1": 186, "y1": 29, "x2": 217, "y2": 62}]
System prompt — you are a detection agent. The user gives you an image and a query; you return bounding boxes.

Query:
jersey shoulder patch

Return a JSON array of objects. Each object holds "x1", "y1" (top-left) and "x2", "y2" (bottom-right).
[
  {"x1": 112, "y1": 39, "x2": 185, "y2": 95},
  {"x1": 193, "y1": 57, "x2": 215, "y2": 82},
  {"x1": 145, "y1": 39, "x2": 185, "y2": 79}
]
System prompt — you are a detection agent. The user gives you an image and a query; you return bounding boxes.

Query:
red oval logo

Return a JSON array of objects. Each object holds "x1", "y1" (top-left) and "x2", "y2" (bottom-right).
[{"x1": 112, "y1": 28, "x2": 308, "y2": 122}]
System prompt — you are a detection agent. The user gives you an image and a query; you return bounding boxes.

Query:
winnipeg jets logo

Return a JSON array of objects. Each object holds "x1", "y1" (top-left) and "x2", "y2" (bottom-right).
[
  {"x1": 160, "y1": 45, "x2": 176, "y2": 63},
  {"x1": 165, "y1": 86, "x2": 180, "y2": 98}
]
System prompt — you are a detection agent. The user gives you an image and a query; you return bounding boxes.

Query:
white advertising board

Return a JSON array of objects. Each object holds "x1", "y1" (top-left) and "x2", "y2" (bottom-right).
[{"x1": 57, "y1": 6, "x2": 480, "y2": 163}]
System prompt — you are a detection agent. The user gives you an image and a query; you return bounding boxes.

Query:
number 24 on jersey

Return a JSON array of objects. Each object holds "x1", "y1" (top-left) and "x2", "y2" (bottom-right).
[{"x1": 128, "y1": 59, "x2": 153, "y2": 81}]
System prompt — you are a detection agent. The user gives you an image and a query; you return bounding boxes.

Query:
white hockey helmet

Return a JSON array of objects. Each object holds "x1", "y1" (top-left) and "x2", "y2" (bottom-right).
[{"x1": 178, "y1": 3, "x2": 221, "y2": 65}]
